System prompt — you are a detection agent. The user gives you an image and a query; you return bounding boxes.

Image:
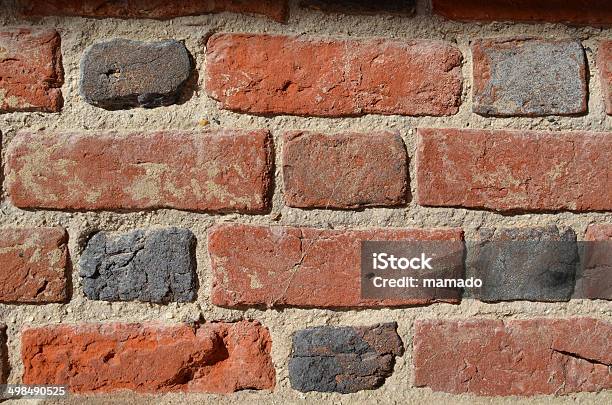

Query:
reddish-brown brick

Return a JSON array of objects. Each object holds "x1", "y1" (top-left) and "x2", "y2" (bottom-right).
[
  {"x1": 22, "y1": 321, "x2": 275, "y2": 393},
  {"x1": 18, "y1": 0, "x2": 289, "y2": 22},
  {"x1": 282, "y1": 131, "x2": 408, "y2": 209},
  {"x1": 0, "y1": 28, "x2": 63, "y2": 113},
  {"x1": 0, "y1": 228, "x2": 68, "y2": 303},
  {"x1": 205, "y1": 34, "x2": 463, "y2": 117},
  {"x1": 432, "y1": 0, "x2": 612, "y2": 26},
  {"x1": 414, "y1": 318, "x2": 612, "y2": 396},
  {"x1": 208, "y1": 223, "x2": 463, "y2": 308},
  {"x1": 416, "y1": 128, "x2": 612, "y2": 212},
  {"x1": 599, "y1": 40, "x2": 612, "y2": 115},
  {"x1": 5, "y1": 130, "x2": 273, "y2": 213},
  {"x1": 578, "y1": 224, "x2": 612, "y2": 299}
]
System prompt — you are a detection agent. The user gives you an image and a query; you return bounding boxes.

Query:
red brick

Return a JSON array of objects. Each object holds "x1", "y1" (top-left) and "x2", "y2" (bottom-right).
[
  {"x1": 5, "y1": 130, "x2": 273, "y2": 213},
  {"x1": 432, "y1": 0, "x2": 612, "y2": 26},
  {"x1": 0, "y1": 228, "x2": 68, "y2": 303},
  {"x1": 599, "y1": 40, "x2": 612, "y2": 115},
  {"x1": 22, "y1": 321, "x2": 275, "y2": 393},
  {"x1": 18, "y1": 0, "x2": 289, "y2": 22},
  {"x1": 578, "y1": 224, "x2": 612, "y2": 299},
  {"x1": 282, "y1": 131, "x2": 408, "y2": 209},
  {"x1": 414, "y1": 318, "x2": 612, "y2": 396},
  {"x1": 416, "y1": 128, "x2": 612, "y2": 212},
  {"x1": 208, "y1": 223, "x2": 463, "y2": 308},
  {"x1": 205, "y1": 34, "x2": 463, "y2": 117},
  {"x1": 0, "y1": 28, "x2": 63, "y2": 113}
]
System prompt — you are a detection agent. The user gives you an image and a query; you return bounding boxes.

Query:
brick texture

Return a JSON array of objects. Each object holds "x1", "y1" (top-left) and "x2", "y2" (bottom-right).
[
  {"x1": 0, "y1": 228, "x2": 68, "y2": 303},
  {"x1": 205, "y1": 34, "x2": 463, "y2": 117},
  {"x1": 18, "y1": 0, "x2": 289, "y2": 22},
  {"x1": 432, "y1": 0, "x2": 612, "y2": 26},
  {"x1": 577, "y1": 224, "x2": 612, "y2": 299},
  {"x1": 282, "y1": 131, "x2": 408, "y2": 209},
  {"x1": 472, "y1": 38, "x2": 586, "y2": 116},
  {"x1": 599, "y1": 40, "x2": 612, "y2": 115},
  {"x1": 5, "y1": 130, "x2": 273, "y2": 213},
  {"x1": 0, "y1": 28, "x2": 63, "y2": 113},
  {"x1": 208, "y1": 223, "x2": 464, "y2": 308},
  {"x1": 22, "y1": 321, "x2": 275, "y2": 393},
  {"x1": 414, "y1": 318, "x2": 612, "y2": 396},
  {"x1": 299, "y1": 0, "x2": 415, "y2": 16},
  {"x1": 80, "y1": 228, "x2": 197, "y2": 303},
  {"x1": 416, "y1": 128, "x2": 612, "y2": 212},
  {"x1": 289, "y1": 323, "x2": 404, "y2": 393}
]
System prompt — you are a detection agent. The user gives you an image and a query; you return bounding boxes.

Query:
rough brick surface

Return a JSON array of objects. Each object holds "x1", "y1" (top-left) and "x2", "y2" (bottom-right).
[
  {"x1": 599, "y1": 40, "x2": 612, "y2": 115},
  {"x1": 0, "y1": 228, "x2": 68, "y2": 303},
  {"x1": 0, "y1": 324, "x2": 7, "y2": 384},
  {"x1": 19, "y1": 0, "x2": 289, "y2": 22},
  {"x1": 22, "y1": 321, "x2": 275, "y2": 393},
  {"x1": 577, "y1": 224, "x2": 612, "y2": 299},
  {"x1": 282, "y1": 131, "x2": 408, "y2": 209},
  {"x1": 0, "y1": 28, "x2": 63, "y2": 113},
  {"x1": 466, "y1": 226, "x2": 578, "y2": 301},
  {"x1": 414, "y1": 318, "x2": 612, "y2": 396},
  {"x1": 472, "y1": 38, "x2": 586, "y2": 116},
  {"x1": 299, "y1": 0, "x2": 415, "y2": 15},
  {"x1": 208, "y1": 223, "x2": 464, "y2": 308},
  {"x1": 5, "y1": 130, "x2": 273, "y2": 213},
  {"x1": 205, "y1": 34, "x2": 463, "y2": 117},
  {"x1": 80, "y1": 39, "x2": 191, "y2": 110},
  {"x1": 289, "y1": 323, "x2": 404, "y2": 393},
  {"x1": 416, "y1": 128, "x2": 612, "y2": 212},
  {"x1": 80, "y1": 228, "x2": 197, "y2": 303},
  {"x1": 432, "y1": 0, "x2": 612, "y2": 26}
]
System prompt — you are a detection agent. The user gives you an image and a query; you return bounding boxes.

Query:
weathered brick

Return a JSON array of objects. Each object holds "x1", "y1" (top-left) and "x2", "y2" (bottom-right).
[
  {"x1": 416, "y1": 128, "x2": 612, "y2": 212},
  {"x1": 208, "y1": 223, "x2": 463, "y2": 308},
  {"x1": 18, "y1": 0, "x2": 289, "y2": 22},
  {"x1": 472, "y1": 38, "x2": 587, "y2": 116},
  {"x1": 299, "y1": 0, "x2": 415, "y2": 16},
  {"x1": 432, "y1": 0, "x2": 612, "y2": 26},
  {"x1": 5, "y1": 130, "x2": 273, "y2": 213},
  {"x1": 414, "y1": 318, "x2": 612, "y2": 396},
  {"x1": 466, "y1": 226, "x2": 578, "y2": 301},
  {"x1": 22, "y1": 321, "x2": 275, "y2": 393},
  {"x1": 289, "y1": 323, "x2": 403, "y2": 393},
  {"x1": 205, "y1": 34, "x2": 463, "y2": 117},
  {"x1": 598, "y1": 40, "x2": 612, "y2": 115},
  {"x1": 0, "y1": 28, "x2": 63, "y2": 113},
  {"x1": 282, "y1": 131, "x2": 408, "y2": 209},
  {"x1": 0, "y1": 228, "x2": 68, "y2": 303},
  {"x1": 80, "y1": 39, "x2": 191, "y2": 110},
  {"x1": 576, "y1": 224, "x2": 612, "y2": 299},
  {"x1": 0, "y1": 324, "x2": 7, "y2": 384},
  {"x1": 80, "y1": 228, "x2": 197, "y2": 303}
]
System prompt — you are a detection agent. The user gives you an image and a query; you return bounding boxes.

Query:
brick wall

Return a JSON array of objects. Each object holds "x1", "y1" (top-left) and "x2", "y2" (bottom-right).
[{"x1": 0, "y1": 0, "x2": 611, "y2": 403}]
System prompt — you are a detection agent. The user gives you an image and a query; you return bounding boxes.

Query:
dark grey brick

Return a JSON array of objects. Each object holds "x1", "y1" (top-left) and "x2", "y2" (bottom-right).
[
  {"x1": 289, "y1": 323, "x2": 403, "y2": 393},
  {"x1": 80, "y1": 228, "x2": 197, "y2": 303},
  {"x1": 80, "y1": 39, "x2": 191, "y2": 109},
  {"x1": 472, "y1": 38, "x2": 587, "y2": 116},
  {"x1": 0, "y1": 324, "x2": 7, "y2": 384},
  {"x1": 299, "y1": 0, "x2": 415, "y2": 15},
  {"x1": 466, "y1": 226, "x2": 578, "y2": 302}
]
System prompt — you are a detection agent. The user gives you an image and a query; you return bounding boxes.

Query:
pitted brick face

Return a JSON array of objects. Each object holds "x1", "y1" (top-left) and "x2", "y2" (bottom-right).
[
  {"x1": 0, "y1": 28, "x2": 63, "y2": 112},
  {"x1": 466, "y1": 226, "x2": 578, "y2": 301},
  {"x1": 289, "y1": 323, "x2": 404, "y2": 393},
  {"x1": 80, "y1": 228, "x2": 197, "y2": 303},
  {"x1": 0, "y1": 324, "x2": 7, "y2": 384},
  {"x1": 598, "y1": 40, "x2": 612, "y2": 115},
  {"x1": 472, "y1": 38, "x2": 587, "y2": 116},
  {"x1": 80, "y1": 39, "x2": 191, "y2": 109},
  {"x1": 299, "y1": 0, "x2": 415, "y2": 15}
]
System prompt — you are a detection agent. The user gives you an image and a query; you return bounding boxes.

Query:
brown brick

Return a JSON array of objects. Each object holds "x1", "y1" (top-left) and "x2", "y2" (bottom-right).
[
  {"x1": 416, "y1": 128, "x2": 612, "y2": 212},
  {"x1": 22, "y1": 321, "x2": 275, "y2": 393},
  {"x1": 0, "y1": 28, "x2": 63, "y2": 113},
  {"x1": 205, "y1": 34, "x2": 463, "y2": 117},
  {"x1": 18, "y1": 0, "x2": 289, "y2": 22},
  {"x1": 0, "y1": 228, "x2": 68, "y2": 303},
  {"x1": 598, "y1": 40, "x2": 612, "y2": 115},
  {"x1": 414, "y1": 318, "x2": 612, "y2": 396},
  {"x1": 577, "y1": 224, "x2": 612, "y2": 299},
  {"x1": 5, "y1": 130, "x2": 273, "y2": 213},
  {"x1": 282, "y1": 131, "x2": 408, "y2": 209},
  {"x1": 208, "y1": 223, "x2": 463, "y2": 308},
  {"x1": 299, "y1": 0, "x2": 415, "y2": 16},
  {"x1": 432, "y1": 0, "x2": 612, "y2": 26}
]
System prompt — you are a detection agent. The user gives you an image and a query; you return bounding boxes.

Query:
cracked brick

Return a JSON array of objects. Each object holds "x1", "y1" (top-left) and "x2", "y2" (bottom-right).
[{"x1": 80, "y1": 228, "x2": 197, "y2": 303}]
